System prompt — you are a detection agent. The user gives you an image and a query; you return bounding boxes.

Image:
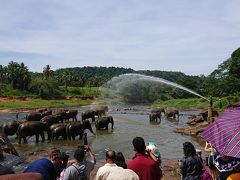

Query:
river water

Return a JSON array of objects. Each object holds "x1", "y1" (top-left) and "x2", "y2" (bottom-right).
[{"x1": 0, "y1": 105, "x2": 205, "y2": 171}]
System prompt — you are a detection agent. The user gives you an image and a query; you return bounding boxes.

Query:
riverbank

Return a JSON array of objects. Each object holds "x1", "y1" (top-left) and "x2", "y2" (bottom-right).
[{"x1": 0, "y1": 97, "x2": 95, "y2": 114}]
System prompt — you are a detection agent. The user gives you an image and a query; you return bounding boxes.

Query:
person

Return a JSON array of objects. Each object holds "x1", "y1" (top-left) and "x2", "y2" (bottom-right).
[
  {"x1": 219, "y1": 98, "x2": 223, "y2": 109},
  {"x1": 196, "y1": 149, "x2": 212, "y2": 180},
  {"x1": 146, "y1": 141, "x2": 162, "y2": 168},
  {"x1": 49, "y1": 148, "x2": 62, "y2": 176},
  {"x1": 96, "y1": 150, "x2": 139, "y2": 180},
  {"x1": 95, "y1": 149, "x2": 123, "y2": 180},
  {"x1": 23, "y1": 157, "x2": 57, "y2": 180},
  {"x1": 180, "y1": 141, "x2": 203, "y2": 180},
  {"x1": 64, "y1": 145, "x2": 95, "y2": 180},
  {"x1": 205, "y1": 141, "x2": 219, "y2": 180},
  {"x1": 128, "y1": 137, "x2": 162, "y2": 180},
  {"x1": 116, "y1": 152, "x2": 127, "y2": 169},
  {"x1": 214, "y1": 156, "x2": 240, "y2": 180},
  {"x1": 210, "y1": 96, "x2": 213, "y2": 107},
  {"x1": 57, "y1": 152, "x2": 69, "y2": 180}
]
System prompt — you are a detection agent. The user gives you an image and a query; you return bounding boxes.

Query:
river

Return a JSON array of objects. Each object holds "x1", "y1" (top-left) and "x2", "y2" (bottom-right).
[{"x1": 0, "y1": 105, "x2": 205, "y2": 172}]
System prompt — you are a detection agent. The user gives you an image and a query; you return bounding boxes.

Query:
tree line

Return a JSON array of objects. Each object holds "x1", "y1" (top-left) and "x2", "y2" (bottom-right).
[{"x1": 0, "y1": 48, "x2": 239, "y2": 102}]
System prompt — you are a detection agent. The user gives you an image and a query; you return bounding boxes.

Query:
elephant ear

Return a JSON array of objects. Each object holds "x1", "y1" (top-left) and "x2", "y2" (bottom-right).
[{"x1": 0, "y1": 133, "x2": 19, "y2": 157}]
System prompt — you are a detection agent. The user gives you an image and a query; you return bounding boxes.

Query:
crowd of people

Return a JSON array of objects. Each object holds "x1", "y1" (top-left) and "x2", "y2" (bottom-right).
[{"x1": 1, "y1": 136, "x2": 240, "y2": 180}]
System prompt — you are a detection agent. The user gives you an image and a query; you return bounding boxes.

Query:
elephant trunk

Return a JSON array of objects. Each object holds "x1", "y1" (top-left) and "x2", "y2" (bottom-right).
[{"x1": 84, "y1": 120, "x2": 95, "y2": 135}]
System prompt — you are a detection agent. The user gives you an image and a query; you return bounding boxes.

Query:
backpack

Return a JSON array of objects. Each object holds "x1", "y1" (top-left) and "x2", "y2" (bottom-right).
[
  {"x1": 207, "y1": 150, "x2": 217, "y2": 169},
  {"x1": 72, "y1": 164, "x2": 87, "y2": 180}
]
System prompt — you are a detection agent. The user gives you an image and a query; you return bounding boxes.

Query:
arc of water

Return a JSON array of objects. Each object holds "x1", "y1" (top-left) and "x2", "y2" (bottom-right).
[{"x1": 114, "y1": 73, "x2": 208, "y2": 101}]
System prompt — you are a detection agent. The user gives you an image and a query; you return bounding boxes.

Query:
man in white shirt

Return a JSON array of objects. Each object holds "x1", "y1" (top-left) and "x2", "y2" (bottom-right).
[
  {"x1": 95, "y1": 150, "x2": 123, "y2": 180},
  {"x1": 96, "y1": 150, "x2": 139, "y2": 180}
]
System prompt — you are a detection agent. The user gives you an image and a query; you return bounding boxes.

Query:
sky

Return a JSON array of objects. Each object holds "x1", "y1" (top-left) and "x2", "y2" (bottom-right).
[{"x1": 0, "y1": 0, "x2": 239, "y2": 76}]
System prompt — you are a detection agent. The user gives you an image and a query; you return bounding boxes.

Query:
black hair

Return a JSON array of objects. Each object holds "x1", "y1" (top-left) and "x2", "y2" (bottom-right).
[
  {"x1": 183, "y1": 141, "x2": 196, "y2": 157},
  {"x1": 74, "y1": 147, "x2": 85, "y2": 162},
  {"x1": 132, "y1": 137, "x2": 146, "y2": 153},
  {"x1": 116, "y1": 152, "x2": 127, "y2": 169},
  {"x1": 106, "y1": 150, "x2": 116, "y2": 161}
]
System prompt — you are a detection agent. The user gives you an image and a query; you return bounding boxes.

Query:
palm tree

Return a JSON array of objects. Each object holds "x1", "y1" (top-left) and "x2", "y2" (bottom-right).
[{"x1": 43, "y1": 65, "x2": 54, "y2": 79}]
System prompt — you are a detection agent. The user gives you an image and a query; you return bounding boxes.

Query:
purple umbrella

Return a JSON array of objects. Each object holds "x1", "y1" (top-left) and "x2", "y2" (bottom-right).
[{"x1": 201, "y1": 107, "x2": 240, "y2": 158}]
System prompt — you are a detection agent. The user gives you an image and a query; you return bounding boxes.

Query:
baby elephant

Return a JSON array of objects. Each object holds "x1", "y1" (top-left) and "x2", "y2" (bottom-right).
[{"x1": 95, "y1": 116, "x2": 114, "y2": 130}]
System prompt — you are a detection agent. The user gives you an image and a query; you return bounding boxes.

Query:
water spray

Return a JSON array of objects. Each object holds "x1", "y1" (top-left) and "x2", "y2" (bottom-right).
[{"x1": 102, "y1": 73, "x2": 208, "y2": 101}]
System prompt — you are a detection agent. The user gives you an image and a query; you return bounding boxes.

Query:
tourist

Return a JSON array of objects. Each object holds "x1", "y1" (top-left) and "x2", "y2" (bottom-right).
[
  {"x1": 196, "y1": 149, "x2": 212, "y2": 180},
  {"x1": 116, "y1": 152, "x2": 127, "y2": 169},
  {"x1": 23, "y1": 157, "x2": 57, "y2": 180},
  {"x1": 146, "y1": 141, "x2": 162, "y2": 168},
  {"x1": 57, "y1": 152, "x2": 69, "y2": 180},
  {"x1": 49, "y1": 148, "x2": 62, "y2": 176},
  {"x1": 205, "y1": 141, "x2": 219, "y2": 180},
  {"x1": 219, "y1": 98, "x2": 223, "y2": 109},
  {"x1": 64, "y1": 145, "x2": 95, "y2": 180},
  {"x1": 95, "y1": 149, "x2": 123, "y2": 180},
  {"x1": 128, "y1": 137, "x2": 162, "y2": 180},
  {"x1": 214, "y1": 156, "x2": 240, "y2": 180},
  {"x1": 96, "y1": 150, "x2": 139, "y2": 180},
  {"x1": 180, "y1": 141, "x2": 203, "y2": 180}
]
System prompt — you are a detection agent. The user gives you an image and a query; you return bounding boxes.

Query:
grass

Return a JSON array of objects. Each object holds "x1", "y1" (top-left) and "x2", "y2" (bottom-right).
[
  {"x1": 152, "y1": 96, "x2": 240, "y2": 110},
  {"x1": 0, "y1": 99, "x2": 94, "y2": 110},
  {"x1": 59, "y1": 86, "x2": 101, "y2": 97}
]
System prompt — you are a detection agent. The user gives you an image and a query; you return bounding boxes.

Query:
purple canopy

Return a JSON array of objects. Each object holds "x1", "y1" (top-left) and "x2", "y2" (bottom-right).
[{"x1": 201, "y1": 107, "x2": 240, "y2": 158}]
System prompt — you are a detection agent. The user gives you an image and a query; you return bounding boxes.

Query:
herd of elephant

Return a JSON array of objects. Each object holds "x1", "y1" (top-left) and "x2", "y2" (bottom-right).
[
  {"x1": 0, "y1": 105, "x2": 114, "y2": 144},
  {"x1": 149, "y1": 108, "x2": 180, "y2": 123}
]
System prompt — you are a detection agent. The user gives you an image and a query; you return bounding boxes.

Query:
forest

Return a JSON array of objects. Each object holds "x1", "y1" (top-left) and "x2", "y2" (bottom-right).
[{"x1": 0, "y1": 48, "x2": 239, "y2": 104}]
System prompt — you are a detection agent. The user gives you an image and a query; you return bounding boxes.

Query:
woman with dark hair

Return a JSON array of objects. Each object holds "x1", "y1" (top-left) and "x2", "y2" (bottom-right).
[
  {"x1": 180, "y1": 142, "x2": 203, "y2": 180},
  {"x1": 116, "y1": 152, "x2": 127, "y2": 169}
]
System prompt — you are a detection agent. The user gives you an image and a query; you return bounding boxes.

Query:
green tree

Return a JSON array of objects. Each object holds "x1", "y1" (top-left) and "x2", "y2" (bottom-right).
[
  {"x1": 6, "y1": 61, "x2": 31, "y2": 90},
  {"x1": 43, "y1": 65, "x2": 54, "y2": 79}
]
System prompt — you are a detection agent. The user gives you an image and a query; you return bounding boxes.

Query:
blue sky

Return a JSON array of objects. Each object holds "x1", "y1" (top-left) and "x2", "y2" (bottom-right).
[{"x1": 0, "y1": 0, "x2": 239, "y2": 75}]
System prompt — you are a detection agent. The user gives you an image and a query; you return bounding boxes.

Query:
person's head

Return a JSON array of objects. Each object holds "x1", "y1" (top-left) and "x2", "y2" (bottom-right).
[
  {"x1": 116, "y1": 152, "x2": 127, "y2": 169},
  {"x1": 60, "y1": 152, "x2": 69, "y2": 167},
  {"x1": 183, "y1": 142, "x2": 196, "y2": 157},
  {"x1": 74, "y1": 146, "x2": 85, "y2": 162},
  {"x1": 49, "y1": 148, "x2": 61, "y2": 164},
  {"x1": 132, "y1": 137, "x2": 146, "y2": 154},
  {"x1": 105, "y1": 150, "x2": 116, "y2": 163}
]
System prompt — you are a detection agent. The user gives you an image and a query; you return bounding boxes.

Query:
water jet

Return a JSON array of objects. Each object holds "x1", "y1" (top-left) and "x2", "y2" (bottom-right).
[{"x1": 100, "y1": 73, "x2": 208, "y2": 103}]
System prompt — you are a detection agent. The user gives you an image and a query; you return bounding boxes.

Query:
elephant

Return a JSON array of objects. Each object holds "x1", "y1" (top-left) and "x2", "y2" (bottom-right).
[
  {"x1": 26, "y1": 112, "x2": 44, "y2": 121},
  {"x1": 41, "y1": 115, "x2": 61, "y2": 127},
  {"x1": 95, "y1": 116, "x2": 114, "y2": 130},
  {"x1": 42, "y1": 110, "x2": 52, "y2": 116},
  {"x1": 53, "y1": 111, "x2": 68, "y2": 123},
  {"x1": 165, "y1": 110, "x2": 179, "y2": 119},
  {"x1": 81, "y1": 110, "x2": 95, "y2": 122},
  {"x1": 17, "y1": 121, "x2": 51, "y2": 144},
  {"x1": 1, "y1": 120, "x2": 20, "y2": 137},
  {"x1": 151, "y1": 108, "x2": 165, "y2": 114},
  {"x1": 93, "y1": 105, "x2": 108, "y2": 118},
  {"x1": 93, "y1": 109, "x2": 105, "y2": 119},
  {"x1": 149, "y1": 112, "x2": 161, "y2": 123},
  {"x1": 66, "y1": 120, "x2": 95, "y2": 140},
  {"x1": 36, "y1": 108, "x2": 48, "y2": 113},
  {"x1": 65, "y1": 110, "x2": 78, "y2": 121},
  {"x1": 50, "y1": 124, "x2": 67, "y2": 140}
]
